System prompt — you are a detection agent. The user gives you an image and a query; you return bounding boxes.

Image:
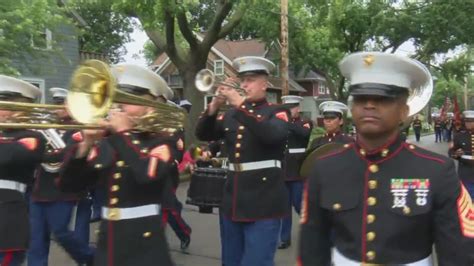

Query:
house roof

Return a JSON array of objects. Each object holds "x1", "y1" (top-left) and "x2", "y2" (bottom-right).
[
  {"x1": 153, "y1": 53, "x2": 169, "y2": 67},
  {"x1": 290, "y1": 69, "x2": 326, "y2": 82},
  {"x1": 153, "y1": 38, "x2": 267, "y2": 70},
  {"x1": 213, "y1": 39, "x2": 267, "y2": 60},
  {"x1": 268, "y1": 77, "x2": 306, "y2": 93}
]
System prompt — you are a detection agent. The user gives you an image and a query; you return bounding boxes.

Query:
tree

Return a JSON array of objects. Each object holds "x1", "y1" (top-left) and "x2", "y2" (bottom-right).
[
  {"x1": 431, "y1": 47, "x2": 474, "y2": 110},
  {"x1": 0, "y1": 0, "x2": 66, "y2": 75},
  {"x1": 112, "y1": 0, "x2": 254, "y2": 143},
  {"x1": 72, "y1": 1, "x2": 135, "y2": 63},
  {"x1": 230, "y1": 1, "x2": 474, "y2": 102}
]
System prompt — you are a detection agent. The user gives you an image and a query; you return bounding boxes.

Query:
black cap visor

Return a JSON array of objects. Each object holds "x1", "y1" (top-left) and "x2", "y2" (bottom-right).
[{"x1": 349, "y1": 83, "x2": 409, "y2": 98}]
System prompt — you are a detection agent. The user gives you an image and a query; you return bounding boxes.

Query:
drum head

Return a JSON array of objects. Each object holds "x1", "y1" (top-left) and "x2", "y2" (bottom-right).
[{"x1": 300, "y1": 143, "x2": 345, "y2": 177}]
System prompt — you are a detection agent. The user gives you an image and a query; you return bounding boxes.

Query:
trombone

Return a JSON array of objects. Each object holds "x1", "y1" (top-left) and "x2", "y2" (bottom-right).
[
  {"x1": 195, "y1": 69, "x2": 246, "y2": 96},
  {"x1": 67, "y1": 59, "x2": 187, "y2": 132},
  {"x1": 0, "y1": 60, "x2": 187, "y2": 133},
  {"x1": 0, "y1": 101, "x2": 99, "y2": 130}
]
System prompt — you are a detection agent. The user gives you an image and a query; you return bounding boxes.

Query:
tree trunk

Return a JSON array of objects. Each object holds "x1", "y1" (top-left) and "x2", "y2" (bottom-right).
[{"x1": 181, "y1": 69, "x2": 204, "y2": 148}]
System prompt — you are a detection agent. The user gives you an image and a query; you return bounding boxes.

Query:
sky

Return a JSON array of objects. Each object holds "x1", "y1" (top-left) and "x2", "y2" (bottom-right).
[
  {"x1": 121, "y1": 23, "x2": 459, "y2": 68},
  {"x1": 122, "y1": 24, "x2": 148, "y2": 66},
  {"x1": 122, "y1": 25, "x2": 417, "y2": 67}
]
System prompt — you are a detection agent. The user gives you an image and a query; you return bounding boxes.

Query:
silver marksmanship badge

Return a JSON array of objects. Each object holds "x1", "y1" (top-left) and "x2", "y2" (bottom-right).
[{"x1": 391, "y1": 179, "x2": 430, "y2": 208}]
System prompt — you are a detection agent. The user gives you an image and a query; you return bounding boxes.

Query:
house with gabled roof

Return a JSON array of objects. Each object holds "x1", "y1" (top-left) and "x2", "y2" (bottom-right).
[{"x1": 152, "y1": 38, "x2": 331, "y2": 120}]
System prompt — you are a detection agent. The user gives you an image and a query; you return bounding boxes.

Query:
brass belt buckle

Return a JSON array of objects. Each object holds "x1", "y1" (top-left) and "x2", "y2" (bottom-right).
[{"x1": 107, "y1": 208, "x2": 121, "y2": 221}]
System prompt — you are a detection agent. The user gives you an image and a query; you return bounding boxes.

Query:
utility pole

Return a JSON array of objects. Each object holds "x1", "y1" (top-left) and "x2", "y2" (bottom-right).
[
  {"x1": 464, "y1": 75, "x2": 469, "y2": 110},
  {"x1": 280, "y1": 0, "x2": 289, "y2": 96}
]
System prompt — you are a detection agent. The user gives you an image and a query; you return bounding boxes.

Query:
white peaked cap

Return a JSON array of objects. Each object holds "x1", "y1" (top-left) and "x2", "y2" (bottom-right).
[
  {"x1": 0, "y1": 75, "x2": 41, "y2": 99},
  {"x1": 111, "y1": 64, "x2": 174, "y2": 100},
  {"x1": 319, "y1": 101, "x2": 348, "y2": 114}
]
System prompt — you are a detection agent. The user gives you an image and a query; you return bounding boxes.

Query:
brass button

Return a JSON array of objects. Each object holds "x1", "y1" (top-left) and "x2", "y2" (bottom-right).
[
  {"x1": 241, "y1": 105, "x2": 246, "y2": 109},
  {"x1": 257, "y1": 114, "x2": 262, "y2": 118},
  {"x1": 235, "y1": 153, "x2": 240, "y2": 158},
  {"x1": 252, "y1": 103, "x2": 256, "y2": 106},
  {"x1": 132, "y1": 140, "x2": 140, "y2": 145},
  {"x1": 343, "y1": 144, "x2": 350, "y2": 148},
  {"x1": 369, "y1": 164, "x2": 379, "y2": 173},
  {"x1": 143, "y1": 232, "x2": 152, "y2": 238},
  {"x1": 110, "y1": 198, "x2": 119, "y2": 205},
  {"x1": 123, "y1": 132, "x2": 130, "y2": 136},
  {"x1": 225, "y1": 128, "x2": 229, "y2": 131},
  {"x1": 262, "y1": 177, "x2": 267, "y2": 181},
  {"x1": 116, "y1": 161, "x2": 125, "y2": 167},
  {"x1": 360, "y1": 149, "x2": 366, "y2": 156},
  {"x1": 239, "y1": 126, "x2": 245, "y2": 130},
  {"x1": 333, "y1": 203, "x2": 342, "y2": 210},
  {"x1": 381, "y1": 149, "x2": 389, "y2": 157},
  {"x1": 249, "y1": 109, "x2": 254, "y2": 113},
  {"x1": 235, "y1": 143, "x2": 241, "y2": 148},
  {"x1": 409, "y1": 144, "x2": 415, "y2": 150},
  {"x1": 367, "y1": 197, "x2": 377, "y2": 206},
  {"x1": 47, "y1": 149, "x2": 52, "y2": 153},
  {"x1": 368, "y1": 180, "x2": 377, "y2": 189},
  {"x1": 403, "y1": 206, "x2": 411, "y2": 215},
  {"x1": 237, "y1": 134, "x2": 242, "y2": 139},
  {"x1": 367, "y1": 214, "x2": 376, "y2": 224},
  {"x1": 111, "y1": 185, "x2": 120, "y2": 192},
  {"x1": 366, "y1": 251, "x2": 376, "y2": 261},
  {"x1": 94, "y1": 164, "x2": 103, "y2": 169},
  {"x1": 367, "y1": 232, "x2": 376, "y2": 241},
  {"x1": 113, "y1": 173, "x2": 121, "y2": 179},
  {"x1": 141, "y1": 148, "x2": 149, "y2": 154},
  {"x1": 108, "y1": 211, "x2": 118, "y2": 220}
]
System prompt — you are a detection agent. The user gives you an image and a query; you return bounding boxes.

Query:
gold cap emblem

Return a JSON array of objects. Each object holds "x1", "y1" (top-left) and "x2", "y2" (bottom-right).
[{"x1": 363, "y1": 54, "x2": 375, "y2": 66}]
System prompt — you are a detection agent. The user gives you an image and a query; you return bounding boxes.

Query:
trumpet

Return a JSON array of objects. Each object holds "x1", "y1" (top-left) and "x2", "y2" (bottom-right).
[{"x1": 195, "y1": 69, "x2": 246, "y2": 96}]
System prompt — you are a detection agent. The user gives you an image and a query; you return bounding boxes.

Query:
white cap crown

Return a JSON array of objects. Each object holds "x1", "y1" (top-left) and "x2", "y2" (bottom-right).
[{"x1": 111, "y1": 64, "x2": 174, "y2": 100}]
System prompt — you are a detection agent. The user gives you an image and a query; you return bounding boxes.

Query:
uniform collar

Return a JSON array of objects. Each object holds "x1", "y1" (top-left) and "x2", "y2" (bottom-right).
[
  {"x1": 245, "y1": 98, "x2": 268, "y2": 108},
  {"x1": 324, "y1": 131, "x2": 341, "y2": 138},
  {"x1": 355, "y1": 134, "x2": 404, "y2": 162}
]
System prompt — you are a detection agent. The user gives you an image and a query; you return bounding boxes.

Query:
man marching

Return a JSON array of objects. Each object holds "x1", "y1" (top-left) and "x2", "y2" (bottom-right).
[
  {"x1": 58, "y1": 62, "x2": 176, "y2": 266},
  {"x1": 0, "y1": 75, "x2": 46, "y2": 266},
  {"x1": 278, "y1": 95, "x2": 312, "y2": 249},
  {"x1": 196, "y1": 56, "x2": 290, "y2": 266},
  {"x1": 28, "y1": 87, "x2": 94, "y2": 266},
  {"x1": 298, "y1": 52, "x2": 474, "y2": 265}
]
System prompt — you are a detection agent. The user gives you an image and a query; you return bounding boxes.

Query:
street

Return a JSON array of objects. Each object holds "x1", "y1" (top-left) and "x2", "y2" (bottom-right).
[{"x1": 47, "y1": 134, "x2": 450, "y2": 266}]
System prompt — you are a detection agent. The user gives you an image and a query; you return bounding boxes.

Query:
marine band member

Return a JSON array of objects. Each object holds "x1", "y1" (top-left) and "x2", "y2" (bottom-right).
[
  {"x1": 0, "y1": 75, "x2": 46, "y2": 266},
  {"x1": 298, "y1": 52, "x2": 474, "y2": 266},
  {"x1": 58, "y1": 64, "x2": 175, "y2": 266},
  {"x1": 196, "y1": 56, "x2": 290, "y2": 266}
]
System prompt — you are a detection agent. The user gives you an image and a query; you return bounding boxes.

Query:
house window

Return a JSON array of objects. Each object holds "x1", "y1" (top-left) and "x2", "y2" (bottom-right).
[
  {"x1": 31, "y1": 29, "x2": 52, "y2": 50},
  {"x1": 318, "y1": 84, "x2": 326, "y2": 95},
  {"x1": 274, "y1": 63, "x2": 280, "y2": 77},
  {"x1": 214, "y1": 60, "x2": 224, "y2": 76},
  {"x1": 266, "y1": 91, "x2": 278, "y2": 104},
  {"x1": 168, "y1": 74, "x2": 182, "y2": 86},
  {"x1": 21, "y1": 78, "x2": 45, "y2": 103}
]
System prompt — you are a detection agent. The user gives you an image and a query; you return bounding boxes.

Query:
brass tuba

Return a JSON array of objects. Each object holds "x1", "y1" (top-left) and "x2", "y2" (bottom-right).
[{"x1": 400, "y1": 60, "x2": 434, "y2": 129}]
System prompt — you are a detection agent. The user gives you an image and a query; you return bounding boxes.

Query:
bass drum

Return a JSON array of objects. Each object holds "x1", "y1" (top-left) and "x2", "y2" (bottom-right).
[{"x1": 186, "y1": 167, "x2": 227, "y2": 213}]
